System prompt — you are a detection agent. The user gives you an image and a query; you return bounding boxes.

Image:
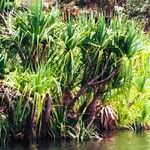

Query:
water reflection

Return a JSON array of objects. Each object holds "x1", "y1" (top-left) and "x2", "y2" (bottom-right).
[{"x1": 2, "y1": 131, "x2": 150, "y2": 150}]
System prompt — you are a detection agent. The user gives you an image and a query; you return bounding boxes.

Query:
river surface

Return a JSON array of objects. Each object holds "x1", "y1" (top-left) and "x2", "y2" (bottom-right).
[{"x1": 1, "y1": 131, "x2": 150, "y2": 150}]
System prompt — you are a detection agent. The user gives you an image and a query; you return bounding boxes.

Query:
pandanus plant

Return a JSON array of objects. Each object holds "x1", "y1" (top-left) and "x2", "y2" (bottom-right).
[
  {"x1": 10, "y1": 0, "x2": 61, "y2": 72},
  {"x1": 1, "y1": 64, "x2": 58, "y2": 142},
  {"x1": 66, "y1": 14, "x2": 147, "y2": 130},
  {"x1": 67, "y1": 15, "x2": 116, "y2": 111},
  {"x1": 0, "y1": 3, "x2": 149, "y2": 141},
  {"x1": 79, "y1": 15, "x2": 121, "y2": 125},
  {"x1": 56, "y1": 20, "x2": 85, "y2": 106}
]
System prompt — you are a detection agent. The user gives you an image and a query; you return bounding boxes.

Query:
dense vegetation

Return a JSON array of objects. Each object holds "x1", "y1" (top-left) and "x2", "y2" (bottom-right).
[{"x1": 0, "y1": 0, "x2": 150, "y2": 145}]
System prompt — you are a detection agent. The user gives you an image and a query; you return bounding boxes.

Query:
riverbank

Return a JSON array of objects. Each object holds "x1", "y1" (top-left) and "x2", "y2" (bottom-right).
[{"x1": 0, "y1": 0, "x2": 150, "y2": 145}]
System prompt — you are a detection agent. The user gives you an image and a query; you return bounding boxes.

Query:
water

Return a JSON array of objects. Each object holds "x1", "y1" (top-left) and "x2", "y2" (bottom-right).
[{"x1": 2, "y1": 131, "x2": 150, "y2": 150}]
